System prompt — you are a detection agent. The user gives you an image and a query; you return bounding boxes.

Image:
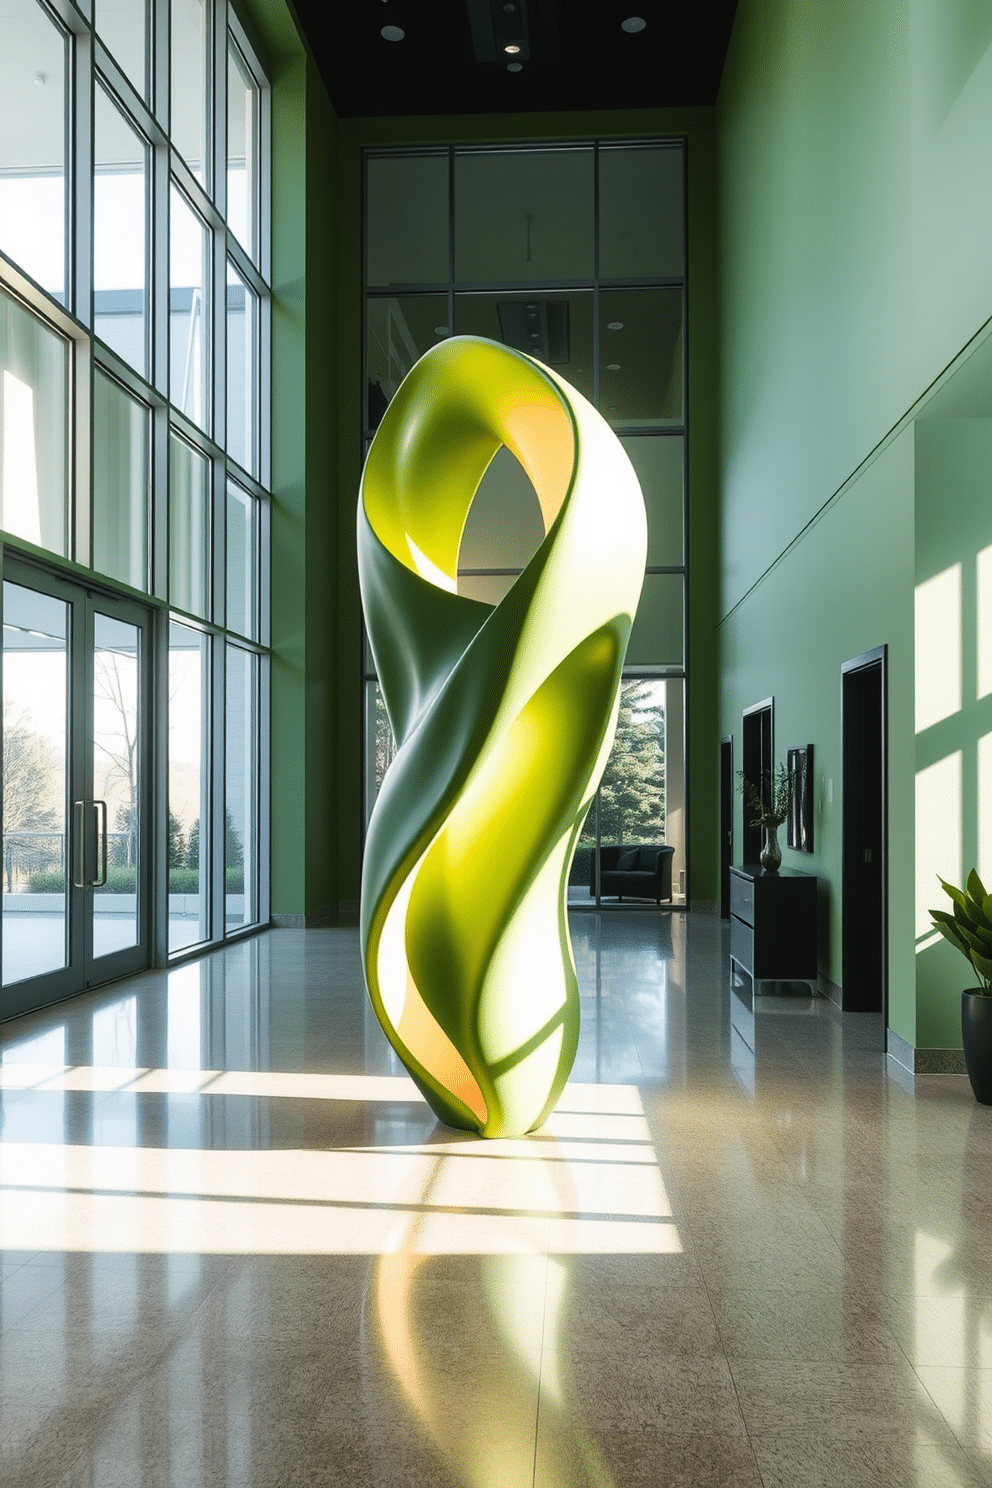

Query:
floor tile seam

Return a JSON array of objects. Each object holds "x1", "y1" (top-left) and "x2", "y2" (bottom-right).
[
  {"x1": 910, "y1": 1358, "x2": 981, "y2": 1466},
  {"x1": 529, "y1": 1248, "x2": 552, "y2": 1488},
  {"x1": 720, "y1": 1339, "x2": 765, "y2": 1476}
]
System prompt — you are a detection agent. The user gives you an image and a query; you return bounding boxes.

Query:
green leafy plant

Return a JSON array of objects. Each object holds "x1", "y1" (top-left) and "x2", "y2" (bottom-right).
[
  {"x1": 931, "y1": 870, "x2": 992, "y2": 994},
  {"x1": 737, "y1": 765, "x2": 793, "y2": 829}
]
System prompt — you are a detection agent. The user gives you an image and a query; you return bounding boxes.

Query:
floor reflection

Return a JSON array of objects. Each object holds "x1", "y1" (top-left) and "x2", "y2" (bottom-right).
[{"x1": 0, "y1": 916, "x2": 991, "y2": 1486}]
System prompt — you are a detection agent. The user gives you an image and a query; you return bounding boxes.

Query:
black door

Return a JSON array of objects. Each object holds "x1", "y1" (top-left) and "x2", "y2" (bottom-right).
[
  {"x1": 720, "y1": 736, "x2": 733, "y2": 917},
  {"x1": 841, "y1": 649, "x2": 886, "y2": 1019},
  {"x1": 742, "y1": 698, "x2": 773, "y2": 865}
]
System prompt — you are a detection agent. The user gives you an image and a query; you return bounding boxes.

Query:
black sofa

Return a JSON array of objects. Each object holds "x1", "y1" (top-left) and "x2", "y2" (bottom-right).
[{"x1": 594, "y1": 844, "x2": 675, "y2": 904}]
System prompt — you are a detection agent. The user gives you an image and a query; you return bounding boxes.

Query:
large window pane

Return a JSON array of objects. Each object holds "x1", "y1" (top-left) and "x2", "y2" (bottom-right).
[
  {"x1": 93, "y1": 370, "x2": 149, "y2": 589},
  {"x1": 0, "y1": 291, "x2": 69, "y2": 556},
  {"x1": 594, "y1": 678, "x2": 686, "y2": 903},
  {"x1": 92, "y1": 610, "x2": 141, "y2": 955},
  {"x1": 170, "y1": 184, "x2": 211, "y2": 430},
  {"x1": 94, "y1": 85, "x2": 149, "y2": 376},
  {"x1": 94, "y1": 0, "x2": 148, "y2": 101},
  {"x1": 226, "y1": 482, "x2": 257, "y2": 639},
  {"x1": 454, "y1": 149, "x2": 594, "y2": 284},
  {"x1": 598, "y1": 680, "x2": 667, "y2": 850},
  {"x1": 225, "y1": 644, "x2": 258, "y2": 930},
  {"x1": 227, "y1": 36, "x2": 258, "y2": 260},
  {"x1": 453, "y1": 289, "x2": 594, "y2": 405},
  {"x1": 367, "y1": 155, "x2": 449, "y2": 287},
  {"x1": 226, "y1": 261, "x2": 257, "y2": 474},
  {"x1": 599, "y1": 145, "x2": 684, "y2": 280},
  {"x1": 2, "y1": 582, "x2": 68, "y2": 984},
  {"x1": 169, "y1": 621, "x2": 209, "y2": 951},
  {"x1": 171, "y1": 0, "x2": 210, "y2": 186},
  {"x1": 366, "y1": 294, "x2": 448, "y2": 433},
  {"x1": 169, "y1": 433, "x2": 210, "y2": 617},
  {"x1": 0, "y1": 0, "x2": 67, "y2": 300},
  {"x1": 620, "y1": 434, "x2": 684, "y2": 567},
  {"x1": 627, "y1": 573, "x2": 684, "y2": 669},
  {"x1": 599, "y1": 289, "x2": 683, "y2": 427}
]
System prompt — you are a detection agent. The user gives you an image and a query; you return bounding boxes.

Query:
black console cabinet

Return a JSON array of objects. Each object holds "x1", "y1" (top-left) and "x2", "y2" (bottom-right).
[{"x1": 729, "y1": 865, "x2": 817, "y2": 990}]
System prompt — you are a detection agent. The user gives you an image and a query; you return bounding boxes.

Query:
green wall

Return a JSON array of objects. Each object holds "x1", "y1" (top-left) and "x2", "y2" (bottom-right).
[
  {"x1": 718, "y1": 0, "x2": 992, "y2": 1047},
  {"x1": 333, "y1": 109, "x2": 722, "y2": 910}
]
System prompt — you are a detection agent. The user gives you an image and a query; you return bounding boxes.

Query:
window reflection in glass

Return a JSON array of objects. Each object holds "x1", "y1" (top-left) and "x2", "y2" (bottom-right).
[
  {"x1": 226, "y1": 482, "x2": 257, "y2": 640},
  {"x1": 599, "y1": 289, "x2": 683, "y2": 427},
  {"x1": 171, "y1": 0, "x2": 209, "y2": 186},
  {"x1": 454, "y1": 148, "x2": 594, "y2": 284},
  {"x1": 226, "y1": 261, "x2": 257, "y2": 474},
  {"x1": 227, "y1": 37, "x2": 258, "y2": 260},
  {"x1": 367, "y1": 154, "x2": 449, "y2": 287},
  {"x1": 0, "y1": 0, "x2": 67, "y2": 300},
  {"x1": 0, "y1": 290, "x2": 69, "y2": 556},
  {"x1": 225, "y1": 644, "x2": 258, "y2": 930},
  {"x1": 93, "y1": 370, "x2": 149, "y2": 590},
  {"x1": 1, "y1": 582, "x2": 68, "y2": 986},
  {"x1": 599, "y1": 145, "x2": 684, "y2": 280},
  {"x1": 170, "y1": 184, "x2": 211, "y2": 431},
  {"x1": 627, "y1": 573, "x2": 684, "y2": 669},
  {"x1": 94, "y1": 0, "x2": 149, "y2": 100},
  {"x1": 94, "y1": 85, "x2": 149, "y2": 376},
  {"x1": 620, "y1": 434, "x2": 684, "y2": 568},
  {"x1": 169, "y1": 432, "x2": 210, "y2": 618},
  {"x1": 169, "y1": 621, "x2": 209, "y2": 952}
]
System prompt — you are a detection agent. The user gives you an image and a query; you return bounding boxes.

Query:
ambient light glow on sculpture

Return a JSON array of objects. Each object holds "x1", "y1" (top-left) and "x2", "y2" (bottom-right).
[{"x1": 358, "y1": 336, "x2": 646, "y2": 1139}]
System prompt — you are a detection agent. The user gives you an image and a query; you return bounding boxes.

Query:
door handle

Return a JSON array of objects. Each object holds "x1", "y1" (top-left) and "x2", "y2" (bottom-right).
[
  {"x1": 71, "y1": 800, "x2": 109, "y2": 888},
  {"x1": 72, "y1": 800, "x2": 86, "y2": 888}
]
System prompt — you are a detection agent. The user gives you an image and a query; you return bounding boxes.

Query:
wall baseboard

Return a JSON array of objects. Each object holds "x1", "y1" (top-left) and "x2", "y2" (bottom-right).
[
  {"x1": 818, "y1": 973, "x2": 842, "y2": 1006},
  {"x1": 271, "y1": 905, "x2": 336, "y2": 929},
  {"x1": 886, "y1": 1026, "x2": 967, "y2": 1075},
  {"x1": 690, "y1": 899, "x2": 718, "y2": 914}
]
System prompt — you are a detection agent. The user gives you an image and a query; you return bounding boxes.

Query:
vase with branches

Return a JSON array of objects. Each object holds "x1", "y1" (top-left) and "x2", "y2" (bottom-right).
[{"x1": 738, "y1": 764, "x2": 793, "y2": 872}]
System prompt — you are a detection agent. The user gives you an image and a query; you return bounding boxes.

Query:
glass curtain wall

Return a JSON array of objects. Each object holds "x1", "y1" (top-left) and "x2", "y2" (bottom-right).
[
  {"x1": 362, "y1": 142, "x2": 688, "y2": 905},
  {"x1": 0, "y1": 0, "x2": 271, "y2": 972}
]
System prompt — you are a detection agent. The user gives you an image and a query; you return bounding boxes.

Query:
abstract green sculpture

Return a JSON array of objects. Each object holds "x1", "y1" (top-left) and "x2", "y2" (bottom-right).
[{"x1": 358, "y1": 337, "x2": 646, "y2": 1138}]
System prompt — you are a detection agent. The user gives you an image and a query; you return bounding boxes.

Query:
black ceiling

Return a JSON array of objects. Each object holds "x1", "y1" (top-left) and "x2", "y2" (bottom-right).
[{"x1": 292, "y1": 1, "x2": 739, "y2": 120}]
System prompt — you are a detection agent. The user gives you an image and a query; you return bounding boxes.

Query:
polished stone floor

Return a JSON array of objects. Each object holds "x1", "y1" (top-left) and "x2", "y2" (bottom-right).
[{"x1": 1, "y1": 913, "x2": 991, "y2": 1487}]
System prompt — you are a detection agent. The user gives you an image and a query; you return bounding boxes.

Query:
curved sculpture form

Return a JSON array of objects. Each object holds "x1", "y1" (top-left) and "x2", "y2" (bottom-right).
[{"x1": 358, "y1": 336, "x2": 646, "y2": 1138}]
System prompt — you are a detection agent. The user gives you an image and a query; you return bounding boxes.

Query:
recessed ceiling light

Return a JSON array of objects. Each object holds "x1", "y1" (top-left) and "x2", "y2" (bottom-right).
[
  {"x1": 607, "y1": 320, "x2": 624, "y2": 331},
  {"x1": 621, "y1": 16, "x2": 646, "y2": 32},
  {"x1": 381, "y1": 24, "x2": 404, "y2": 40},
  {"x1": 504, "y1": 43, "x2": 520, "y2": 53},
  {"x1": 434, "y1": 326, "x2": 449, "y2": 336},
  {"x1": 507, "y1": 61, "x2": 523, "y2": 71},
  {"x1": 606, "y1": 363, "x2": 621, "y2": 371}
]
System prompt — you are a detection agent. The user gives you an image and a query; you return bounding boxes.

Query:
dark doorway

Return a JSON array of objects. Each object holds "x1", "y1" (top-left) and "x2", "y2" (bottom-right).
[
  {"x1": 741, "y1": 698, "x2": 773, "y2": 865},
  {"x1": 720, "y1": 736, "x2": 733, "y2": 917},
  {"x1": 841, "y1": 647, "x2": 887, "y2": 1019}
]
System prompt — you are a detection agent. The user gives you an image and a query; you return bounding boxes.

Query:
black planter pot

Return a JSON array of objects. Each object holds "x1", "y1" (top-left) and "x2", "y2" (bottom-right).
[{"x1": 961, "y1": 990, "x2": 992, "y2": 1105}]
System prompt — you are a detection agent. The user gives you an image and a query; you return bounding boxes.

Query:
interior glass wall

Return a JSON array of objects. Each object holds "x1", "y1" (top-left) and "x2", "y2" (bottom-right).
[
  {"x1": 362, "y1": 141, "x2": 688, "y2": 905},
  {"x1": 0, "y1": 0, "x2": 271, "y2": 1004}
]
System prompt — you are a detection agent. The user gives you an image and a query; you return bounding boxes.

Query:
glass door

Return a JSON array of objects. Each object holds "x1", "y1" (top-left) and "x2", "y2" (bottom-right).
[{"x1": 1, "y1": 562, "x2": 152, "y2": 1018}]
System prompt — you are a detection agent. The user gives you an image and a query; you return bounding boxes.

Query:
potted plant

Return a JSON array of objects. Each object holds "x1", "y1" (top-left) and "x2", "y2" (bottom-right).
[
  {"x1": 930, "y1": 870, "x2": 992, "y2": 1105},
  {"x1": 738, "y1": 765, "x2": 793, "y2": 872}
]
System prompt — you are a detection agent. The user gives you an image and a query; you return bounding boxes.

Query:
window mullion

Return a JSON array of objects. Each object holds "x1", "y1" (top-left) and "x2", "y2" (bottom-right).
[{"x1": 72, "y1": 24, "x2": 93, "y2": 329}]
